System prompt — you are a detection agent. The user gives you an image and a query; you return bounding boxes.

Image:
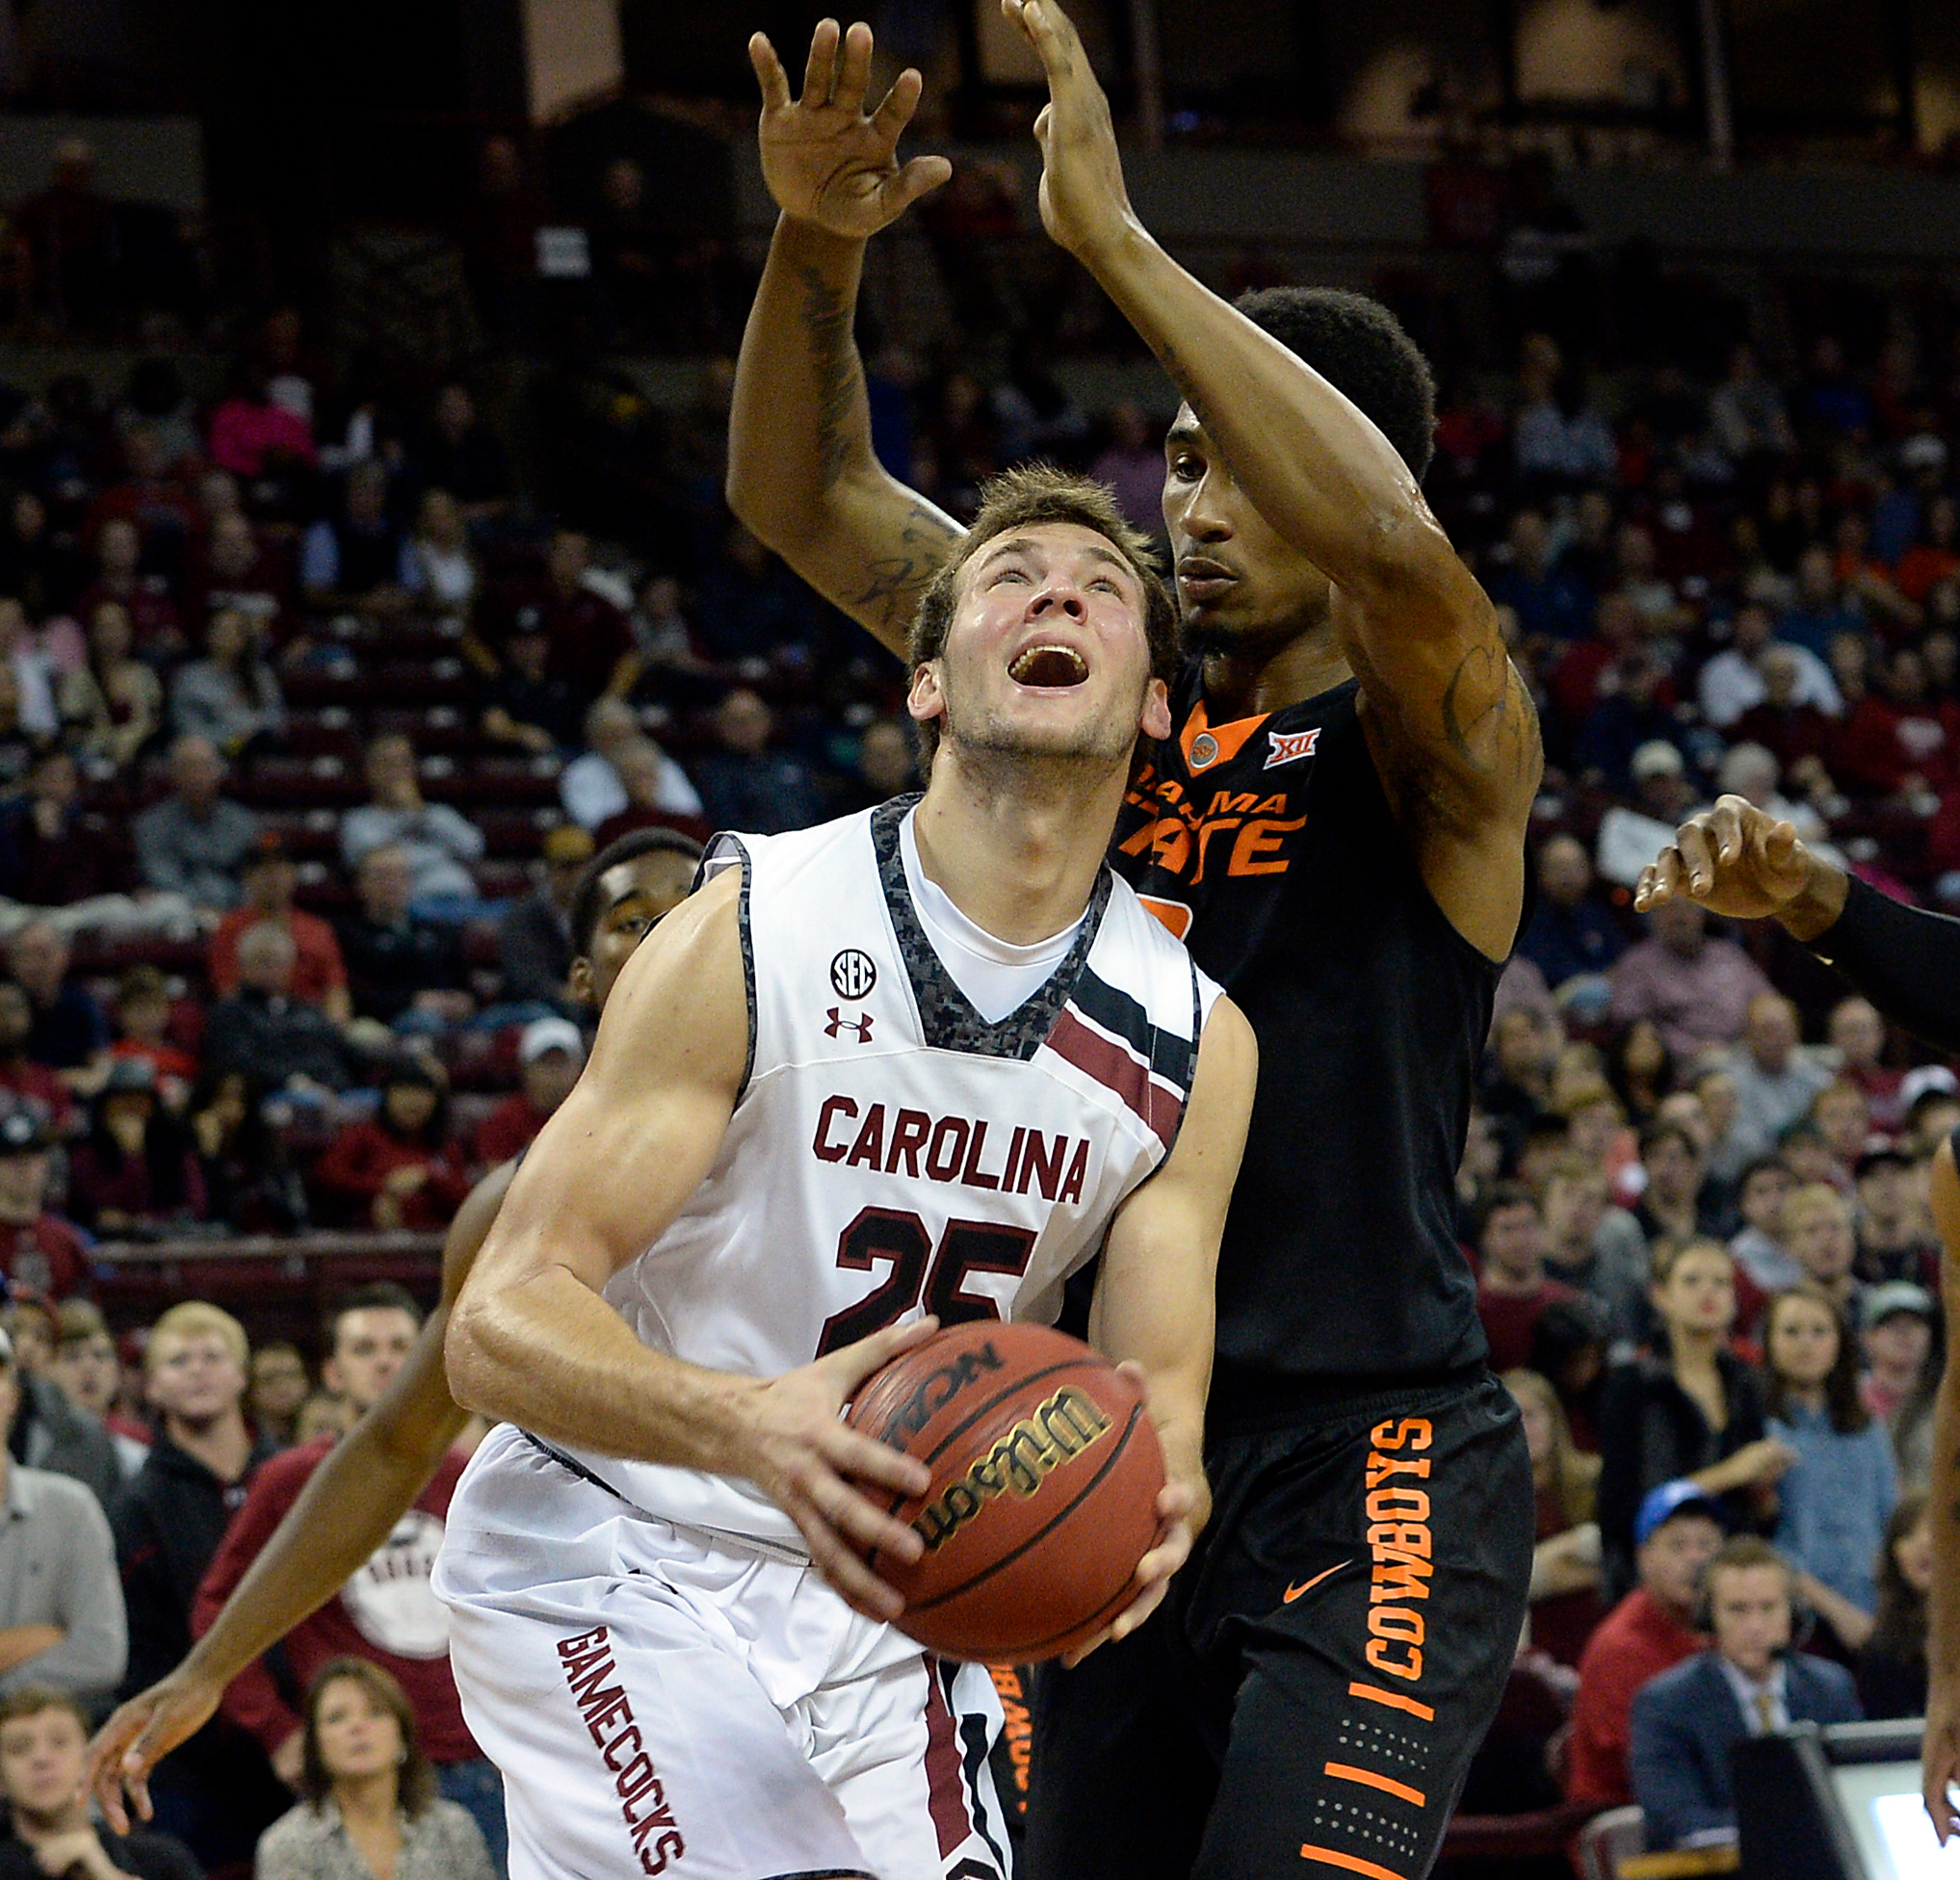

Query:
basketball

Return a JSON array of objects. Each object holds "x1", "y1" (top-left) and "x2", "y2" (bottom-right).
[{"x1": 847, "y1": 1319, "x2": 1166, "y2": 1662}]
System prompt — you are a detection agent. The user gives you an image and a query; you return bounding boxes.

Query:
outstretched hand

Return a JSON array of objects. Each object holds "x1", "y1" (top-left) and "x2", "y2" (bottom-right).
[
  {"x1": 87, "y1": 1670, "x2": 223, "y2": 1835},
  {"x1": 1926, "y1": 1667, "x2": 1960, "y2": 1842},
  {"x1": 749, "y1": 19, "x2": 952, "y2": 240},
  {"x1": 1633, "y1": 793, "x2": 1843, "y2": 932},
  {"x1": 1001, "y1": 0, "x2": 1136, "y2": 261}
]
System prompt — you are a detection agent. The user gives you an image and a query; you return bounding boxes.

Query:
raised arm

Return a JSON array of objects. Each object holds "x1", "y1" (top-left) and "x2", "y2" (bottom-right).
[
  {"x1": 726, "y1": 19, "x2": 964, "y2": 655},
  {"x1": 1922, "y1": 1138, "x2": 1960, "y2": 1841},
  {"x1": 1072, "y1": 992, "x2": 1256, "y2": 1660},
  {"x1": 1004, "y1": 0, "x2": 1538, "y2": 956},
  {"x1": 444, "y1": 871, "x2": 934, "y2": 1616}
]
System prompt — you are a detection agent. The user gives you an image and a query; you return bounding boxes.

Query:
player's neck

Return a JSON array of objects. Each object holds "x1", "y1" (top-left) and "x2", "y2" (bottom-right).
[
  {"x1": 1199, "y1": 616, "x2": 1348, "y2": 719},
  {"x1": 912, "y1": 751, "x2": 1120, "y2": 946}
]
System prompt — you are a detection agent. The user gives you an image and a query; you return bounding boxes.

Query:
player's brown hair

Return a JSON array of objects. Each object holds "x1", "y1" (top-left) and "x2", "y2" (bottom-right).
[
  {"x1": 905, "y1": 465, "x2": 1177, "y2": 764},
  {"x1": 301, "y1": 1658, "x2": 436, "y2": 1816}
]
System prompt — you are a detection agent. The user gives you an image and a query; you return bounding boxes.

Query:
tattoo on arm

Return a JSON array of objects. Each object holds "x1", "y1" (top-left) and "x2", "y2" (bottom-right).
[
  {"x1": 850, "y1": 504, "x2": 961, "y2": 639},
  {"x1": 1440, "y1": 642, "x2": 1542, "y2": 787},
  {"x1": 798, "y1": 265, "x2": 864, "y2": 489}
]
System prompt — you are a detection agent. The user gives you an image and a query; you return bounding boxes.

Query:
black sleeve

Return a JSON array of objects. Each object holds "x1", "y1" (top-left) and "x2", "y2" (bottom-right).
[
  {"x1": 1593, "y1": 1363, "x2": 1648, "y2": 1557},
  {"x1": 1810, "y1": 875, "x2": 1960, "y2": 1057}
]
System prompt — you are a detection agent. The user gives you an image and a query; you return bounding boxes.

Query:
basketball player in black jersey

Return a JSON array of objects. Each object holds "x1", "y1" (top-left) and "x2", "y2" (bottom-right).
[{"x1": 728, "y1": 7, "x2": 1540, "y2": 1873}]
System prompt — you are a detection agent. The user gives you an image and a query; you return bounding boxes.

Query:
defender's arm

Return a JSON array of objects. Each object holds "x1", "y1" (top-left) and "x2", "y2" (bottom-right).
[
  {"x1": 445, "y1": 873, "x2": 933, "y2": 1613},
  {"x1": 1921, "y1": 1138, "x2": 1960, "y2": 1840}
]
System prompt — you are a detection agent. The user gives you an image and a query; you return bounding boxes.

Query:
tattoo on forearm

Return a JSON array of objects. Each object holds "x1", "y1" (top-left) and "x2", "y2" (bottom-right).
[
  {"x1": 798, "y1": 265, "x2": 865, "y2": 489},
  {"x1": 850, "y1": 504, "x2": 960, "y2": 636},
  {"x1": 1441, "y1": 643, "x2": 1541, "y2": 785}
]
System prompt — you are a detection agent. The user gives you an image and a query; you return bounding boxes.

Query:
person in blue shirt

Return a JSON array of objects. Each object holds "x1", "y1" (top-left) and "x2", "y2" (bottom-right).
[{"x1": 1763, "y1": 1282, "x2": 1896, "y2": 1654}]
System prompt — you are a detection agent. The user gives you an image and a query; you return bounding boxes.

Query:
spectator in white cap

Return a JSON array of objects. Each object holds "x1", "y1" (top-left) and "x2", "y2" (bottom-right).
[
  {"x1": 1900, "y1": 1066, "x2": 1960, "y2": 1158},
  {"x1": 1860, "y1": 1280, "x2": 1940, "y2": 1487},
  {"x1": 468, "y1": 1018, "x2": 584, "y2": 1170}
]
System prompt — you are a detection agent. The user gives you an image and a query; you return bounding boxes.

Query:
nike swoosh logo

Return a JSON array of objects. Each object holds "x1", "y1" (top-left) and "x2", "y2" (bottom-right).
[{"x1": 1283, "y1": 1561, "x2": 1351, "y2": 1605}]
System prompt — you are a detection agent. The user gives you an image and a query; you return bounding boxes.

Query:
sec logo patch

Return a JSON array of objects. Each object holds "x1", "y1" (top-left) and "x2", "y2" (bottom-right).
[{"x1": 830, "y1": 949, "x2": 878, "y2": 1000}]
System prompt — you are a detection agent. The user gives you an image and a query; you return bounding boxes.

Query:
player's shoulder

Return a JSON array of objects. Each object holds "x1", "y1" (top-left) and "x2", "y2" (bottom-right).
[{"x1": 702, "y1": 805, "x2": 879, "y2": 883}]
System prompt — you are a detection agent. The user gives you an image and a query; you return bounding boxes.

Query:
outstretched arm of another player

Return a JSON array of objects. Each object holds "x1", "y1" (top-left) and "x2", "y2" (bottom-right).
[
  {"x1": 727, "y1": 19, "x2": 963, "y2": 655},
  {"x1": 88, "y1": 1162, "x2": 513, "y2": 1831},
  {"x1": 445, "y1": 871, "x2": 937, "y2": 1619},
  {"x1": 1069, "y1": 993, "x2": 1257, "y2": 1665},
  {"x1": 1922, "y1": 1140, "x2": 1960, "y2": 1841}
]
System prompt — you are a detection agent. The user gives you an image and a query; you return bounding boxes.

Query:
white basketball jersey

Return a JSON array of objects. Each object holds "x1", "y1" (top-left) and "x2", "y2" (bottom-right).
[{"x1": 556, "y1": 798, "x2": 1221, "y2": 1546}]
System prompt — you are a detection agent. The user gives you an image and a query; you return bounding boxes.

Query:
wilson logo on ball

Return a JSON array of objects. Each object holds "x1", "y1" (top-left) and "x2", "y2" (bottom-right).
[{"x1": 912, "y1": 1385, "x2": 1114, "y2": 1553}]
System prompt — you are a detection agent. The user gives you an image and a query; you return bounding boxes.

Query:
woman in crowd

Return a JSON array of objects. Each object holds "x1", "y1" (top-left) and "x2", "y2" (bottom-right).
[
  {"x1": 1633, "y1": 1119, "x2": 1716, "y2": 1243},
  {"x1": 1505, "y1": 1367, "x2": 1604, "y2": 1666},
  {"x1": 312, "y1": 1056, "x2": 469, "y2": 1232},
  {"x1": 57, "y1": 600, "x2": 160, "y2": 775},
  {"x1": 1857, "y1": 1491, "x2": 1932, "y2": 1718},
  {"x1": 190, "y1": 1069, "x2": 312, "y2": 1234},
  {"x1": 1763, "y1": 1283, "x2": 1898, "y2": 1652},
  {"x1": 255, "y1": 1658, "x2": 494, "y2": 1880},
  {"x1": 1606, "y1": 1018, "x2": 1675, "y2": 1129},
  {"x1": 400, "y1": 487, "x2": 479, "y2": 613},
  {"x1": 1595, "y1": 1236, "x2": 1790, "y2": 1596},
  {"x1": 168, "y1": 606, "x2": 285, "y2": 758},
  {"x1": 65, "y1": 1058, "x2": 205, "y2": 1235}
]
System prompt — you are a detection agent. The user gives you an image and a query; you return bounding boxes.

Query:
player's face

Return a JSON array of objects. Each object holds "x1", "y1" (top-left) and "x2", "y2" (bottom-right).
[
  {"x1": 1163, "y1": 406, "x2": 1334, "y2": 653},
  {"x1": 574, "y1": 851, "x2": 699, "y2": 1009},
  {"x1": 911, "y1": 523, "x2": 1170, "y2": 767}
]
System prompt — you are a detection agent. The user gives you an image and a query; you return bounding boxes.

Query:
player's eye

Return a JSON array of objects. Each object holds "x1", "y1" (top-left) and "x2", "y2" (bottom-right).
[{"x1": 1168, "y1": 454, "x2": 1200, "y2": 481}]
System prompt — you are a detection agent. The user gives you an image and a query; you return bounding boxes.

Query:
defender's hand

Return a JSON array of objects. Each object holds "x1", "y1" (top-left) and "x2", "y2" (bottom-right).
[
  {"x1": 733, "y1": 1317, "x2": 941, "y2": 1622},
  {"x1": 88, "y1": 1671, "x2": 223, "y2": 1833},
  {"x1": 750, "y1": 20, "x2": 952, "y2": 239},
  {"x1": 1002, "y1": 0, "x2": 1136, "y2": 260},
  {"x1": 1925, "y1": 1665, "x2": 1960, "y2": 1841},
  {"x1": 1633, "y1": 795, "x2": 1833, "y2": 926}
]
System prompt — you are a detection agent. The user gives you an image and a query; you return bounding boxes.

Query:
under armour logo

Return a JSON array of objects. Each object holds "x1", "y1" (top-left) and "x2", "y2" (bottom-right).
[
  {"x1": 1265, "y1": 727, "x2": 1320, "y2": 769},
  {"x1": 824, "y1": 1007, "x2": 875, "y2": 1042}
]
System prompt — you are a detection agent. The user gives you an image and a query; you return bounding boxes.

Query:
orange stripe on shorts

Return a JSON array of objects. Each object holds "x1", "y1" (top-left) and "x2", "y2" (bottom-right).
[
  {"x1": 1298, "y1": 1842, "x2": 1409, "y2": 1880},
  {"x1": 1346, "y1": 1681, "x2": 1435, "y2": 1722},
  {"x1": 1323, "y1": 1761, "x2": 1426, "y2": 1809}
]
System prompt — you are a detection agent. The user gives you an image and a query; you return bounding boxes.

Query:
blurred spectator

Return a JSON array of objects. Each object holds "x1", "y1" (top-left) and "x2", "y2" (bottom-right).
[
  {"x1": 1782, "y1": 1184, "x2": 1860, "y2": 1324},
  {"x1": 65, "y1": 1060, "x2": 206, "y2": 1238},
  {"x1": 1474, "y1": 1183, "x2": 1579, "y2": 1372},
  {"x1": 133, "y1": 736, "x2": 259, "y2": 912},
  {"x1": 253, "y1": 1660, "x2": 494, "y2": 1880},
  {"x1": 112, "y1": 1303, "x2": 283, "y2": 1861},
  {"x1": 471, "y1": 1018, "x2": 583, "y2": 1168},
  {"x1": 1856, "y1": 1491, "x2": 1932, "y2": 1719},
  {"x1": 593, "y1": 738, "x2": 706, "y2": 848},
  {"x1": 1630, "y1": 1537, "x2": 1859, "y2": 1852},
  {"x1": 1860, "y1": 1282, "x2": 1937, "y2": 1442},
  {"x1": 693, "y1": 688, "x2": 825, "y2": 834},
  {"x1": 509, "y1": 529, "x2": 635, "y2": 702},
  {"x1": 401, "y1": 489, "x2": 481, "y2": 614},
  {"x1": 336, "y1": 849, "x2": 470, "y2": 1030},
  {"x1": 1089, "y1": 402, "x2": 1165, "y2": 536},
  {"x1": 58, "y1": 602, "x2": 162, "y2": 775},
  {"x1": 560, "y1": 697, "x2": 701, "y2": 830},
  {"x1": 1484, "y1": 508, "x2": 1593, "y2": 643},
  {"x1": 1480, "y1": 1005, "x2": 1557, "y2": 1134},
  {"x1": 1807, "y1": 1080, "x2": 1870, "y2": 1190},
  {"x1": 15, "y1": 140, "x2": 116, "y2": 336},
  {"x1": 835, "y1": 719, "x2": 920, "y2": 816},
  {"x1": 206, "y1": 370, "x2": 317, "y2": 481},
  {"x1": 1634, "y1": 1120, "x2": 1717, "y2": 1244},
  {"x1": 340, "y1": 737, "x2": 483, "y2": 911},
  {"x1": 0, "y1": 1105, "x2": 85, "y2": 1300},
  {"x1": 693, "y1": 525, "x2": 818, "y2": 664},
  {"x1": 49, "y1": 1302, "x2": 147, "y2": 1477},
  {"x1": 1830, "y1": 997, "x2": 1903, "y2": 1129},
  {"x1": 0, "y1": 1686, "x2": 199, "y2": 1880},
  {"x1": 1724, "y1": 993, "x2": 1832, "y2": 1166},
  {"x1": 479, "y1": 616, "x2": 583, "y2": 754},
  {"x1": 76, "y1": 524, "x2": 178, "y2": 666},
  {"x1": 188, "y1": 1072, "x2": 312, "y2": 1234},
  {"x1": 0, "y1": 748, "x2": 127, "y2": 905},
  {"x1": 201, "y1": 927, "x2": 353, "y2": 1097},
  {"x1": 1605, "y1": 1021, "x2": 1674, "y2": 1131},
  {"x1": 248, "y1": 1343, "x2": 309, "y2": 1449},
  {"x1": 0, "y1": 1337, "x2": 125, "y2": 1707},
  {"x1": 1699, "y1": 601, "x2": 1841, "y2": 730},
  {"x1": 1729, "y1": 1154, "x2": 1800, "y2": 1298},
  {"x1": 1504, "y1": 1368, "x2": 1602, "y2": 1669},
  {"x1": 208, "y1": 837, "x2": 351, "y2": 1024},
  {"x1": 1762, "y1": 1284, "x2": 1895, "y2": 1653},
  {"x1": 1517, "y1": 833, "x2": 1623, "y2": 991},
  {"x1": 1778, "y1": 545, "x2": 1865, "y2": 663},
  {"x1": 1564, "y1": 1480, "x2": 1722, "y2": 1815},
  {"x1": 1708, "y1": 344, "x2": 1794, "y2": 462},
  {"x1": 457, "y1": 134, "x2": 546, "y2": 343},
  {"x1": 300, "y1": 464, "x2": 405, "y2": 611},
  {"x1": 1608, "y1": 898, "x2": 1771, "y2": 1059},
  {"x1": 186, "y1": 511, "x2": 287, "y2": 647},
  {"x1": 417, "y1": 384, "x2": 512, "y2": 525},
  {"x1": 106, "y1": 967, "x2": 196, "y2": 1104},
  {"x1": 169, "y1": 610, "x2": 284, "y2": 758},
  {"x1": 495, "y1": 825, "x2": 594, "y2": 1011},
  {"x1": 1596, "y1": 1238, "x2": 1786, "y2": 1595},
  {"x1": 1541, "y1": 1156, "x2": 1648, "y2": 1347},
  {"x1": 312, "y1": 1058, "x2": 469, "y2": 1232},
  {"x1": 0, "y1": 603, "x2": 55, "y2": 745}
]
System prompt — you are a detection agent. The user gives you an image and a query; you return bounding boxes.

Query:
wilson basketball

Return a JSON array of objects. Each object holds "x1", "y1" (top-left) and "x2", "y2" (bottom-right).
[{"x1": 848, "y1": 1319, "x2": 1165, "y2": 1662}]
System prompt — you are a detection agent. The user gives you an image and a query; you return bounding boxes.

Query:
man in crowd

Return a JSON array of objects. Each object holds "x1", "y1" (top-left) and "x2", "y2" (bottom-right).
[
  {"x1": 7, "y1": 924, "x2": 107, "y2": 1089},
  {"x1": 336, "y1": 847, "x2": 471, "y2": 1031},
  {"x1": 1541, "y1": 1154, "x2": 1648, "y2": 1348},
  {"x1": 0, "y1": 1332, "x2": 124, "y2": 1706},
  {"x1": 1565, "y1": 1480, "x2": 1722, "y2": 1815},
  {"x1": 132, "y1": 737, "x2": 258, "y2": 913},
  {"x1": 1517, "y1": 831, "x2": 1624, "y2": 992},
  {"x1": 196, "y1": 1282, "x2": 503, "y2": 1865},
  {"x1": 1728, "y1": 1155, "x2": 1801, "y2": 1295},
  {"x1": 0, "y1": 1689, "x2": 197, "y2": 1880},
  {"x1": 1631, "y1": 1537, "x2": 1859, "y2": 1850},
  {"x1": 1476, "y1": 1182, "x2": 1580, "y2": 1371},
  {"x1": 1854, "y1": 1143, "x2": 1936, "y2": 1285},
  {"x1": 207, "y1": 836, "x2": 351, "y2": 1024},
  {"x1": 340, "y1": 735, "x2": 483, "y2": 912},
  {"x1": 110, "y1": 1304, "x2": 285, "y2": 1867},
  {"x1": 1783, "y1": 1183, "x2": 1862, "y2": 1324},
  {"x1": 494, "y1": 825, "x2": 593, "y2": 1013},
  {"x1": 1608, "y1": 896, "x2": 1771, "y2": 1058},
  {"x1": 0, "y1": 1103, "x2": 88, "y2": 1301},
  {"x1": 469, "y1": 1017, "x2": 583, "y2": 1168},
  {"x1": 201, "y1": 925, "x2": 353, "y2": 1095},
  {"x1": 689, "y1": 686, "x2": 826, "y2": 835},
  {"x1": 1724, "y1": 992, "x2": 1832, "y2": 1166}
]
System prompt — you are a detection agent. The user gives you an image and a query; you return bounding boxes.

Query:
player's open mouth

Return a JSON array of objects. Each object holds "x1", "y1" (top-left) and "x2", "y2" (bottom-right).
[{"x1": 1008, "y1": 643, "x2": 1090, "y2": 688}]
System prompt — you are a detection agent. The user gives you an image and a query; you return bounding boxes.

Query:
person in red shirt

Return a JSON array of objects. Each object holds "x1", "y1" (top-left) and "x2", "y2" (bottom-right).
[
  {"x1": 468, "y1": 1017, "x2": 583, "y2": 1171},
  {"x1": 0, "y1": 1102, "x2": 87, "y2": 1298},
  {"x1": 1565, "y1": 1480, "x2": 1722, "y2": 1814},
  {"x1": 312, "y1": 1058, "x2": 470, "y2": 1233},
  {"x1": 194, "y1": 1283, "x2": 493, "y2": 1854},
  {"x1": 107, "y1": 967, "x2": 197, "y2": 1110},
  {"x1": 1476, "y1": 1182, "x2": 1580, "y2": 1373},
  {"x1": 207, "y1": 839, "x2": 351, "y2": 1024}
]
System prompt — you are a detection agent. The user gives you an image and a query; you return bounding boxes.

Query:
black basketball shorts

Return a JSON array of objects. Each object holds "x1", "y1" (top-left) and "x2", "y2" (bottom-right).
[{"x1": 1023, "y1": 1370, "x2": 1533, "y2": 1880}]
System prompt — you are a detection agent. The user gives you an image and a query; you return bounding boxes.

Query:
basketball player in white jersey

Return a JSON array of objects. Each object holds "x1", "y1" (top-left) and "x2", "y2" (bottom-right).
[{"x1": 432, "y1": 466, "x2": 1257, "y2": 1880}]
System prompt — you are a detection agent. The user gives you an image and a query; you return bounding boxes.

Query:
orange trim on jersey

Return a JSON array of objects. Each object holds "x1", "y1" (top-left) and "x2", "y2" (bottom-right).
[
  {"x1": 1347, "y1": 1683, "x2": 1435, "y2": 1722},
  {"x1": 1298, "y1": 1842, "x2": 1409, "y2": 1880},
  {"x1": 1179, "y1": 699, "x2": 1270, "y2": 772},
  {"x1": 1323, "y1": 1762, "x2": 1427, "y2": 1809}
]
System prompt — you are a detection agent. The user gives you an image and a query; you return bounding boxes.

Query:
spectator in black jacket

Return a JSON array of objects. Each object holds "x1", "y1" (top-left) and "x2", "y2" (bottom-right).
[
  {"x1": 201, "y1": 926, "x2": 352, "y2": 1096},
  {"x1": 691, "y1": 689, "x2": 824, "y2": 835},
  {"x1": 109, "y1": 1302, "x2": 284, "y2": 1867},
  {"x1": 335, "y1": 846, "x2": 469, "y2": 1029}
]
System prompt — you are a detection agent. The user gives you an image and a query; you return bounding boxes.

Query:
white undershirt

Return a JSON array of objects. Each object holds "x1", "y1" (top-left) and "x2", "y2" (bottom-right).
[{"x1": 900, "y1": 809, "x2": 1085, "y2": 1024}]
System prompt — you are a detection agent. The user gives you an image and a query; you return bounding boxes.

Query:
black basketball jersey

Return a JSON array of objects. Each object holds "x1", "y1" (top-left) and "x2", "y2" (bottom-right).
[{"x1": 1110, "y1": 664, "x2": 1501, "y2": 1419}]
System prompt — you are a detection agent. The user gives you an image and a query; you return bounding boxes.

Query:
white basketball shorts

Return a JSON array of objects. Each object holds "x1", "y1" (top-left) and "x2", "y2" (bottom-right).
[{"x1": 432, "y1": 1423, "x2": 1011, "y2": 1880}]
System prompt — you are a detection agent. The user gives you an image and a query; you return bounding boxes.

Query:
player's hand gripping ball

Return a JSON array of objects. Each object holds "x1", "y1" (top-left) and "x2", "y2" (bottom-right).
[{"x1": 847, "y1": 1319, "x2": 1165, "y2": 1660}]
